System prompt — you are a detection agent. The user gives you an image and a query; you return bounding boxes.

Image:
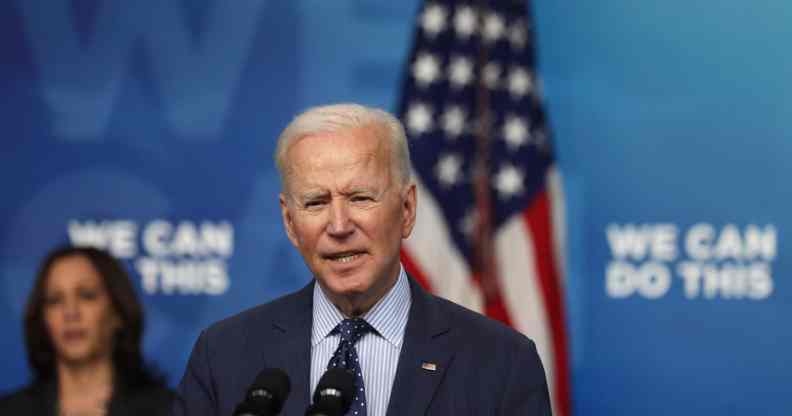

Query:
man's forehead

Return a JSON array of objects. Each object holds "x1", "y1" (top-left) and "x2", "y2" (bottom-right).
[
  {"x1": 288, "y1": 125, "x2": 388, "y2": 158},
  {"x1": 289, "y1": 177, "x2": 384, "y2": 197},
  {"x1": 287, "y1": 134, "x2": 389, "y2": 170},
  {"x1": 294, "y1": 145, "x2": 378, "y2": 168},
  {"x1": 282, "y1": 126, "x2": 396, "y2": 189}
]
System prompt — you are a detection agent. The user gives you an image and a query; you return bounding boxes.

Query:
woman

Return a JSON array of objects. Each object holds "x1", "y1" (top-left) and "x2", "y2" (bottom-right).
[{"x1": 0, "y1": 246, "x2": 173, "y2": 415}]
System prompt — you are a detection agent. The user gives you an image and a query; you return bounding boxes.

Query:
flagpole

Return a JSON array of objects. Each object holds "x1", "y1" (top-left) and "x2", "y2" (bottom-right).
[{"x1": 472, "y1": 1, "x2": 511, "y2": 324}]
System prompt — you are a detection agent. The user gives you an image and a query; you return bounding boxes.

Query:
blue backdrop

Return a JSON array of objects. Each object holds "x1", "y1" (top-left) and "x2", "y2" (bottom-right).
[{"x1": 1, "y1": 1, "x2": 790, "y2": 414}]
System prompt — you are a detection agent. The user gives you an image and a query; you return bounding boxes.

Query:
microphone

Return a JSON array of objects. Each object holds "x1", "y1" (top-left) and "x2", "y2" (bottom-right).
[
  {"x1": 305, "y1": 368, "x2": 356, "y2": 416},
  {"x1": 233, "y1": 368, "x2": 291, "y2": 416}
]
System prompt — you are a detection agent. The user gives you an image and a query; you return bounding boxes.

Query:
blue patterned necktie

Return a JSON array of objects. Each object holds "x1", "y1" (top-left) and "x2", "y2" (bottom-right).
[{"x1": 327, "y1": 318, "x2": 372, "y2": 416}]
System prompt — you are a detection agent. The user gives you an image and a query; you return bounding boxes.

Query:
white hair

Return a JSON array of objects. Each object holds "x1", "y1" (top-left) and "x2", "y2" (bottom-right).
[{"x1": 274, "y1": 103, "x2": 412, "y2": 187}]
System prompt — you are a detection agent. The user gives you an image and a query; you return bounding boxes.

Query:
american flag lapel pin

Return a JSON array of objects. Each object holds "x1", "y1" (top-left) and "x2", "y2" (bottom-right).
[{"x1": 421, "y1": 362, "x2": 437, "y2": 371}]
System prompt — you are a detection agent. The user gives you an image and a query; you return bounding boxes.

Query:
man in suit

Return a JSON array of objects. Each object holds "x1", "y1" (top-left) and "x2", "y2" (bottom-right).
[{"x1": 172, "y1": 103, "x2": 552, "y2": 415}]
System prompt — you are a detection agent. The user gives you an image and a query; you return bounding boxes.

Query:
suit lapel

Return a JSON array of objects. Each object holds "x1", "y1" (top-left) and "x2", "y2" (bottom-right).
[
  {"x1": 261, "y1": 280, "x2": 314, "y2": 416},
  {"x1": 386, "y1": 277, "x2": 455, "y2": 416}
]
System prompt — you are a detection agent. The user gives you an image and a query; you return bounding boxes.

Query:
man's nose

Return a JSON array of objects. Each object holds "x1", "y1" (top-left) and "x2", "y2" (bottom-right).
[{"x1": 327, "y1": 199, "x2": 354, "y2": 237}]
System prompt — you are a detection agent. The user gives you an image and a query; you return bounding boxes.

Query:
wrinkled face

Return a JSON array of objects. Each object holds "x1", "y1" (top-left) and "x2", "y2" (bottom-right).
[
  {"x1": 43, "y1": 255, "x2": 120, "y2": 366},
  {"x1": 280, "y1": 126, "x2": 416, "y2": 314}
]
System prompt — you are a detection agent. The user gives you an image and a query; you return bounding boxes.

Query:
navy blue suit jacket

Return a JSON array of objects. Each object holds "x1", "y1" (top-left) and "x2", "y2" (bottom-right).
[{"x1": 172, "y1": 276, "x2": 552, "y2": 415}]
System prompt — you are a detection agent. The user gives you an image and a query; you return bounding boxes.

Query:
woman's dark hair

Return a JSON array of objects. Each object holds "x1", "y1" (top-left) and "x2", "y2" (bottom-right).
[{"x1": 24, "y1": 245, "x2": 161, "y2": 388}]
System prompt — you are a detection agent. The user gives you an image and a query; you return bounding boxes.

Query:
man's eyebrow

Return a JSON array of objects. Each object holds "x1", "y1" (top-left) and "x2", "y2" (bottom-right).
[
  {"x1": 297, "y1": 190, "x2": 329, "y2": 200},
  {"x1": 345, "y1": 186, "x2": 377, "y2": 194}
]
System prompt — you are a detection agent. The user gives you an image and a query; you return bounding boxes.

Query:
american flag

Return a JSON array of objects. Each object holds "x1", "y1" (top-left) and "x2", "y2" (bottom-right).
[{"x1": 396, "y1": 1, "x2": 571, "y2": 414}]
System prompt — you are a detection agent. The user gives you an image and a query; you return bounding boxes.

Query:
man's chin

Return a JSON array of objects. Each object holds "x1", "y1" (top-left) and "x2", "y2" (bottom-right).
[{"x1": 321, "y1": 276, "x2": 369, "y2": 297}]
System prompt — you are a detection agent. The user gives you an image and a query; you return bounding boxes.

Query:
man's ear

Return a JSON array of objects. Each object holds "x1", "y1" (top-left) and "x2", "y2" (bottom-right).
[
  {"x1": 401, "y1": 183, "x2": 417, "y2": 239},
  {"x1": 280, "y1": 193, "x2": 299, "y2": 248}
]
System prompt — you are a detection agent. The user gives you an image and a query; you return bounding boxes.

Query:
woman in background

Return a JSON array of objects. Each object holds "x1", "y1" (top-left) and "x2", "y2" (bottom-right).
[{"x1": 0, "y1": 246, "x2": 173, "y2": 415}]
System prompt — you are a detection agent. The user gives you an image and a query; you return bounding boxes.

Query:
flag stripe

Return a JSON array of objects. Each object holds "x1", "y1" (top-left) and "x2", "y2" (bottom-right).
[
  {"x1": 494, "y1": 206, "x2": 556, "y2": 414},
  {"x1": 400, "y1": 249, "x2": 434, "y2": 293},
  {"x1": 523, "y1": 187, "x2": 571, "y2": 416},
  {"x1": 404, "y1": 176, "x2": 485, "y2": 312}
]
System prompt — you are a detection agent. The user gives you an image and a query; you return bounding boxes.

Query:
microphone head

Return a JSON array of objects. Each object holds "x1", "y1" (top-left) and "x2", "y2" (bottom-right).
[
  {"x1": 236, "y1": 368, "x2": 291, "y2": 416},
  {"x1": 308, "y1": 368, "x2": 356, "y2": 416}
]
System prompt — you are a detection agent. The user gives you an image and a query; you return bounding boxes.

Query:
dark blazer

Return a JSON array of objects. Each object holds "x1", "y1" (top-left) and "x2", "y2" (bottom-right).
[
  {"x1": 173, "y1": 277, "x2": 552, "y2": 415},
  {"x1": 0, "y1": 380, "x2": 174, "y2": 416}
]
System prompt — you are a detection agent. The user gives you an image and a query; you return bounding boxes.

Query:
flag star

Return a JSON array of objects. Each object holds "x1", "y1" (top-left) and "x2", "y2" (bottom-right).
[
  {"x1": 493, "y1": 164, "x2": 525, "y2": 199},
  {"x1": 482, "y1": 12, "x2": 505, "y2": 43},
  {"x1": 412, "y1": 52, "x2": 442, "y2": 87},
  {"x1": 502, "y1": 115, "x2": 530, "y2": 150},
  {"x1": 448, "y1": 55, "x2": 474, "y2": 89},
  {"x1": 441, "y1": 106, "x2": 466, "y2": 138},
  {"x1": 421, "y1": 3, "x2": 447, "y2": 38},
  {"x1": 453, "y1": 6, "x2": 477, "y2": 39},
  {"x1": 507, "y1": 67, "x2": 534, "y2": 98},
  {"x1": 482, "y1": 62, "x2": 501, "y2": 89},
  {"x1": 435, "y1": 153, "x2": 463, "y2": 187},
  {"x1": 508, "y1": 20, "x2": 529, "y2": 50},
  {"x1": 406, "y1": 102, "x2": 433, "y2": 136}
]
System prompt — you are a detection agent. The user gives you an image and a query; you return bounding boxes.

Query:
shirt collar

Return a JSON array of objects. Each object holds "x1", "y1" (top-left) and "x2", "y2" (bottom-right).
[{"x1": 312, "y1": 264, "x2": 411, "y2": 348}]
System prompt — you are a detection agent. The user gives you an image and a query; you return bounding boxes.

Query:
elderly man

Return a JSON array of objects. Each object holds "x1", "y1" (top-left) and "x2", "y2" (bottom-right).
[{"x1": 173, "y1": 104, "x2": 552, "y2": 415}]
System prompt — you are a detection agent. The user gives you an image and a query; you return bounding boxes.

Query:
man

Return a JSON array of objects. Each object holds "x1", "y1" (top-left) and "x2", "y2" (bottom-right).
[{"x1": 173, "y1": 104, "x2": 552, "y2": 415}]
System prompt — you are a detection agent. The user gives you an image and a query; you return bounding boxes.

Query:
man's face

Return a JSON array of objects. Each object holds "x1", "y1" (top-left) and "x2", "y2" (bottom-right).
[{"x1": 279, "y1": 126, "x2": 416, "y2": 314}]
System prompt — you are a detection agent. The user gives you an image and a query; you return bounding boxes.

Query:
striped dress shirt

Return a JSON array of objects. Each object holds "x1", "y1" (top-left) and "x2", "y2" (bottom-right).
[{"x1": 310, "y1": 265, "x2": 411, "y2": 416}]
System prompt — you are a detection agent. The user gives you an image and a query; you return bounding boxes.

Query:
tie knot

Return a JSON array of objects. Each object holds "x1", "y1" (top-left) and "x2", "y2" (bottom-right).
[{"x1": 334, "y1": 318, "x2": 371, "y2": 344}]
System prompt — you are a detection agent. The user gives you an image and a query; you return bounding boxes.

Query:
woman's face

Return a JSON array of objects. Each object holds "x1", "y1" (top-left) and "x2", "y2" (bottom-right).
[{"x1": 43, "y1": 255, "x2": 120, "y2": 366}]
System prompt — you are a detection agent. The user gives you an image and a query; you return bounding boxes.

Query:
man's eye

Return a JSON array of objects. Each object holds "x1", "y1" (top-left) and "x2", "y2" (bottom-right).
[
  {"x1": 304, "y1": 201, "x2": 324, "y2": 208},
  {"x1": 351, "y1": 196, "x2": 373, "y2": 202}
]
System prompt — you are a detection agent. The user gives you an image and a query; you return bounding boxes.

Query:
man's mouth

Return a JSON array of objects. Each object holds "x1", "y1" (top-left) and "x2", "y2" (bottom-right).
[{"x1": 325, "y1": 251, "x2": 365, "y2": 263}]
